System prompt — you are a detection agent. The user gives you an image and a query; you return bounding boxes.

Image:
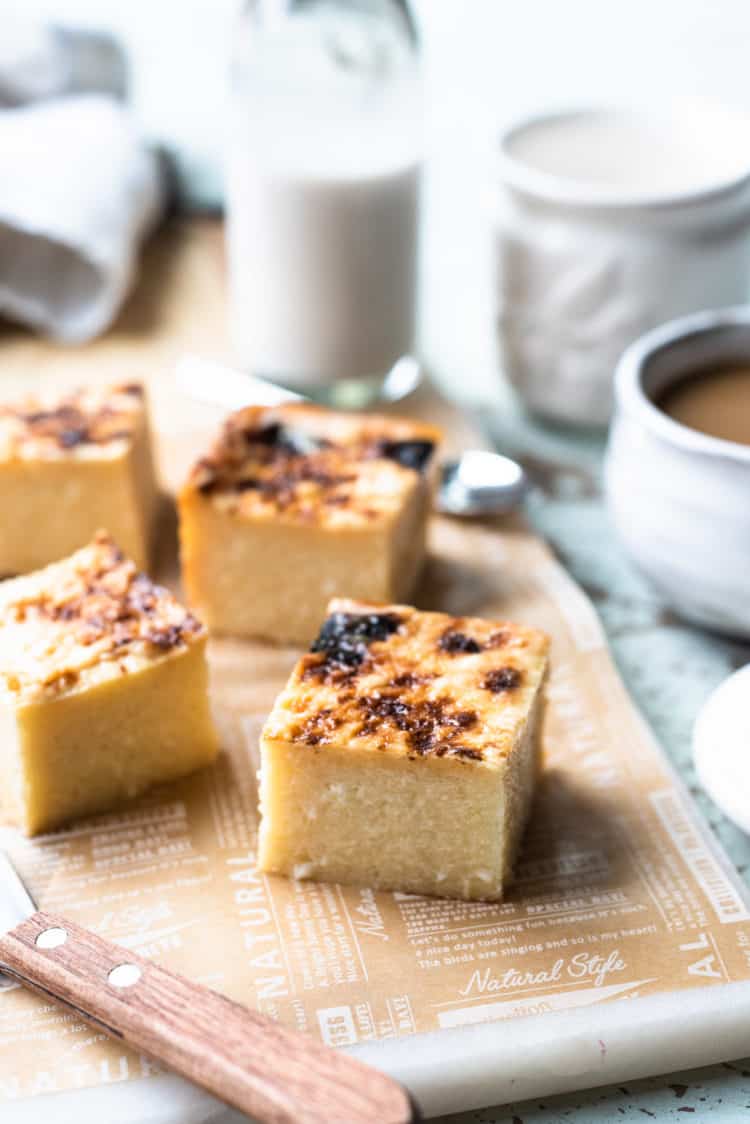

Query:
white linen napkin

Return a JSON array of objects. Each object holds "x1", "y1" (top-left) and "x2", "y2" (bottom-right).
[
  {"x1": 0, "y1": 21, "x2": 126, "y2": 106},
  {"x1": 0, "y1": 26, "x2": 165, "y2": 343}
]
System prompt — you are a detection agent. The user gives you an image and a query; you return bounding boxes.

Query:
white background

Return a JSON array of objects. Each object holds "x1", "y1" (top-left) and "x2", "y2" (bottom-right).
[
  {"x1": 12, "y1": 0, "x2": 750, "y2": 200},
  {"x1": 12, "y1": 1, "x2": 750, "y2": 172},
  {"x1": 10, "y1": 0, "x2": 750, "y2": 393}
]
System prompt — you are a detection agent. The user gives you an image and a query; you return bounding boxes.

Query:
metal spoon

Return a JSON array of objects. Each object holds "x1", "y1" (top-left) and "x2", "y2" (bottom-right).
[
  {"x1": 175, "y1": 356, "x2": 529, "y2": 517},
  {"x1": 438, "y1": 449, "x2": 527, "y2": 516}
]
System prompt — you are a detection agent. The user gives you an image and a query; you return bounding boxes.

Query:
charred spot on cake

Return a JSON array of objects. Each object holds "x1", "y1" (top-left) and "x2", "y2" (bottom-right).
[
  {"x1": 431, "y1": 743, "x2": 484, "y2": 761},
  {"x1": 241, "y1": 422, "x2": 281, "y2": 447},
  {"x1": 58, "y1": 426, "x2": 90, "y2": 449},
  {"x1": 19, "y1": 541, "x2": 201, "y2": 657},
  {"x1": 377, "y1": 439, "x2": 435, "y2": 473},
  {"x1": 310, "y1": 611, "x2": 403, "y2": 670},
  {"x1": 117, "y1": 383, "x2": 144, "y2": 397},
  {"x1": 21, "y1": 404, "x2": 90, "y2": 449},
  {"x1": 127, "y1": 573, "x2": 160, "y2": 615},
  {"x1": 390, "y1": 671, "x2": 431, "y2": 689},
  {"x1": 358, "y1": 695, "x2": 411, "y2": 725},
  {"x1": 295, "y1": 706, "x2": 344, "y2": 746},
  {"x1": 22, "y1": 410, "x2": 57, "y2": 426},
  {"x1": 439, "y1": 629, "x2": 481, "y2": 655},
  {"x1": 243, "y1": 421, "x2": 326, "y2": 458},
  {"x1": 189, "y1": 409, "x2": 440, "y2": 522},
  {"x1": 235, "y1": 477, "x2": 260, "y2": 492},
  {"x1": 202, "y1": 451, "x2": 357, "y2": 507},
  {"x1": 5, "y1": 394, "x2": 140, "y2": 452},
  {"x1": 146, "y1": 623, "x2": 190, "y2": 651},
  {"x1": 265, "y1": 464, "x2": 355, "y2": 500},
  {"x1": 483, "y1": 667, "x2": 522, "y2": 693},
  {"x1": 299, "y1": 654, "x2": 363, "y2": 686},
  {"x1": 356, "y1": 693, "x2": 479, "y2": 758}
]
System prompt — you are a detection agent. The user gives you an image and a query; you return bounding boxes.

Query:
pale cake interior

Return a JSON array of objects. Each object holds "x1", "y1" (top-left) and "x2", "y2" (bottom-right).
[
  {"x1": 258, "y1": 599, "x2": 548, "y2": 901},
  {"x1": 0, "y1": 533, "x2": 218, "y2": 835},
  {"x1": 260, "y1": 693, "x2": 542, "y2": 901},
  {"x1": 6, "y1": 642, "x2": 215, "y2": 835},
  {"x1": 181, "y1": 477, "x2": 428, "y2": 644}
]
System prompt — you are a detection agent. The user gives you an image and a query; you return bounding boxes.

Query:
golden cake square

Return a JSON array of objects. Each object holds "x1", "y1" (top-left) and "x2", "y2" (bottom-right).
[
  {"x1": 258, "y1": 598, "x2": 549, "y2": 901},
  {"x1": 0, "y1": 383, "x2": 159, "y2": 575},
  {"x1": 0, "y1": 533, "x2": 218, "y2": 835},
  {"x1": 178, "y1": 404, "x2": 441, "y2": 645}
]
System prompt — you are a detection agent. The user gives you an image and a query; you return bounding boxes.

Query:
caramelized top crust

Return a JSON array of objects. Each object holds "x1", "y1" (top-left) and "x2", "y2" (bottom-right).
[
  {"x1": 0, "y1": 532, "x2": 204, "y2": 705},
  {"x1": 0, "y1": 384, "x2": 145, "y2": 462},
  {"x1": 263, "y1": 598, "x2": 549, "y2": 768},
  {"x1": 182, "y1": 404, "x2": 442, "y2": 528}
]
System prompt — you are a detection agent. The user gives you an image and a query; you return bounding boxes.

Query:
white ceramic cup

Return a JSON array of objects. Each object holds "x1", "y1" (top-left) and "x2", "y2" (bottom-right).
[
  {"x1": 493, "y1": 105, "x2": 750, "y2": 426},
  {"x1": 604, "y1": 306, "x2": 750, "y2": 638}
]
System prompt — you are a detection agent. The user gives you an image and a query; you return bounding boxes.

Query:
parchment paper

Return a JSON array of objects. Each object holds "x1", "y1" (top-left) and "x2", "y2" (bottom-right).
[{"x1": 2, "y1": 390, "x2": 750, "y2": 1114}]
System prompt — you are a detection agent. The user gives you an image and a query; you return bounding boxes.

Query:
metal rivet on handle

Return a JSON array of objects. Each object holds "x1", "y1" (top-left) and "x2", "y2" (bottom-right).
[
  {"x1": 108, "y1": 963, "x2": 142, "y2": 989},
  {"x1": 36, "y1": 927, "x2": 67, "y2": 950}
]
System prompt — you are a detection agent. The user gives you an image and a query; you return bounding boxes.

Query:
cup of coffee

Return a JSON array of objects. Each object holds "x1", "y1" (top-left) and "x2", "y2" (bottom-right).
[{"x1": 604, "y1": 306, "x2": 750, "y2": 637}]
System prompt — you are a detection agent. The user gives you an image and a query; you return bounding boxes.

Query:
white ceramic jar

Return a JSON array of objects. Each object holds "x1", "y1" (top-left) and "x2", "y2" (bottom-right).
[
  {"x1": 494, "y1": 105, "x2": 750, "y2": 426},
  {"x1": 604, "y1": 307, "x2": 750, "y2": 638}
]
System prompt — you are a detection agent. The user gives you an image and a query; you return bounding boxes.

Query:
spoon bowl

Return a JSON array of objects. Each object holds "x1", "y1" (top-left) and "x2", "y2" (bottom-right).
[{"x1": 437, "y1": 450, "x2": 528, "y2": 517}]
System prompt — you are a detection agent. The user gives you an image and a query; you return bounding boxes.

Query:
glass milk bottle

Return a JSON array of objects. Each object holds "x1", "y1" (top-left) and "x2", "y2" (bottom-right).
[{"x1": 227, "y1": 0, "x2": 422, "y2": 406}]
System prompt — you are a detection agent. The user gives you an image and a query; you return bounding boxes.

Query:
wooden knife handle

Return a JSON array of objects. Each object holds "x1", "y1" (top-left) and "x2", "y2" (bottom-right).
[{"x1": 0, "y1": 911, "x2": 418, "y2": 1124}]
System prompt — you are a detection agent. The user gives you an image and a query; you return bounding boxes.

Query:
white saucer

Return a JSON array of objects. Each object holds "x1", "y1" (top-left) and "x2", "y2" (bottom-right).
[{"x1": 694, "y1": 664, "x2": 750, "y2": 834}]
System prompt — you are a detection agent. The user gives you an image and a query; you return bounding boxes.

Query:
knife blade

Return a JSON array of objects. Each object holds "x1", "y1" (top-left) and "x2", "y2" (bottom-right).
[
  {"x1": 0, "y1": 850, "x2": 36, "y2": 936},
  {"x1": 0, "y1": 850, "x2": 419, "y2": 1123},
  {"x1": 0, "y1": 851, "x2": 36, "y2": 989},
  {"x1": 173, "y1": 353, "x2": 422, "y2": 412},
  {"x1": 174, "y1": 354, "x2": 302, "y2": 411}
]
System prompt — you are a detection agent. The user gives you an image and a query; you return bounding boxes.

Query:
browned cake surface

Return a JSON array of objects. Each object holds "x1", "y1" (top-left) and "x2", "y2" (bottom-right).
[
  {"x1": 182, "y1": 404, "x2": 441, "y2": 528},
  {"x1": 0, "y1": 384, "x2": 145, "y2": 461},
  {"x1": 263, "y1": 598, "x2": 549, "y2": 768},
  {"x1": 0, "y1": 533, "x2": 204, "y2": 704}
]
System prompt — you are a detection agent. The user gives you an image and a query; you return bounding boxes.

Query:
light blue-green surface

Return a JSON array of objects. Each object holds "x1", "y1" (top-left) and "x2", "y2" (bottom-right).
[
  {"x1": 429, "y1": 393, "x2": 750, "y2": 1123},
  {"x1": 436, "y1": 1062, "x2": 750, "y2": 1123}
]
